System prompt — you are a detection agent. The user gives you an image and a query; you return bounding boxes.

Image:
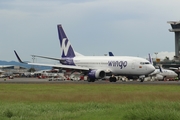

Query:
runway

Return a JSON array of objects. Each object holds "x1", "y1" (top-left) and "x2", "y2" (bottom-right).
[{"x1": 0, "y1": 78, "x2": 180, "y2": 85}]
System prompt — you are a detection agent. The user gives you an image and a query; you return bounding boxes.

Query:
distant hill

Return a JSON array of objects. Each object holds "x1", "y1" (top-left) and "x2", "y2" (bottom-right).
[{"x1": 0, "y1": 60, "x2": 51, "y2": 70}]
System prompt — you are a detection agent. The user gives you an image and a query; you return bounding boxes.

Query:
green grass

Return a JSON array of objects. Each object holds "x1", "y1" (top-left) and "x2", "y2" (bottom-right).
[{"x1": 0, "y1": 84, "x2": 180, "y2": 119}]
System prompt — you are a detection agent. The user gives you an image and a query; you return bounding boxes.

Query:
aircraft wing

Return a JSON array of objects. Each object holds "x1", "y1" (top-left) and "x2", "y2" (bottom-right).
[
  {"x1": 169, "y1": 67, "x2": 179, "y2": 70},
  {"x1": 14, "y1": 50, "x2": 89, "y2": 70},
  {"x1": 28, "y1": 62, "x2": 90, "y2": 70},
  {"x1": 0, "y1": 65, "x2": 15, "y2": 68},
  {"x1": 14, "y1": 50, "x2": 113, "y2": 72}
]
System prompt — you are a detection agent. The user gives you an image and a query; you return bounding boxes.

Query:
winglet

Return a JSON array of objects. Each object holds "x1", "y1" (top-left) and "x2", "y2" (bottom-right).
[
  {"x1": 14, "y1": 50, "x2": 26, "y2": 63},
  {"x1": 109, "y1": 52, "x2": 114, "y2": 56}
]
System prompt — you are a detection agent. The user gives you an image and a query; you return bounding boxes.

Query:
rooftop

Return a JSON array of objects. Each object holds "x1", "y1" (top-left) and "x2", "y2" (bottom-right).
[{"x1": 167, "y1": 21, "x2": 180, "y2": 25}]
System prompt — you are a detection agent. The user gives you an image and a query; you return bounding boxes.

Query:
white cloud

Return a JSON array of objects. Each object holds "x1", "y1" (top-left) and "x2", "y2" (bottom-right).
[
  {"x1": 0, "y1": 0, "x2": 180, "y2": 61},
  {"x1": 152, "y1": 51, "x2": 175, "y2": 60}
]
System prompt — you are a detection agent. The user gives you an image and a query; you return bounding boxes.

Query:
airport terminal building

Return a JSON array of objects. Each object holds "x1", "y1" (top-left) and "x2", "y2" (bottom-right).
[
  {"x1": 168, "y1": 21, "x2": 180, "y2": 57},
  {"x1": 1, "y1": 65, "x2": 27, "y2": 76},
  {"x1": 152, "y1": 21, "x2": 180, "y2": 79}
]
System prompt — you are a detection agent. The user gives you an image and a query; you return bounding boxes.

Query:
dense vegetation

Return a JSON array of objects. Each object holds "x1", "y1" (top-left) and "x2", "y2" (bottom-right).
[{"x1": 0, "y1": 84, "x2": 180, "y2": 120}]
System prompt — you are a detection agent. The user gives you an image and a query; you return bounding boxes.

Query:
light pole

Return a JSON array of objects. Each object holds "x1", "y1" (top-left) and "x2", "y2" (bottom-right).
[
  {"x1": 32, "y1": 56, "x2": 35, "y2": 72},
  {"x1": 154, "y1": 52, "x2": 158, "y2": 59},
  {"x1": 154, "y1": 52, "x2": 158, "y2": 64},
  {"x1": 32, "y1": 56, "x2": 35, "y2": 63}
]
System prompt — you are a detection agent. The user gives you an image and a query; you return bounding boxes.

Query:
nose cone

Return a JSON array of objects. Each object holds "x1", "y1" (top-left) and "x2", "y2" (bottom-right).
[
  {"x1": 148, "y1": 65, "x2": 155, "y2": 74},
  {"x1": 174, "y1": 72, "x2": 178, "y2": 77}
]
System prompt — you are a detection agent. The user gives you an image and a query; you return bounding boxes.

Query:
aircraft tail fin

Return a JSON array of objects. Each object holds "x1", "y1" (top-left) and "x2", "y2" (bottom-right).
[
  {"x1": 148, "y1": 53, "x2": 153, "y2": 65},
  {"x1": 158, "y1": 65, "x2": 163, "y2": 73},
  {"x1": 109, "y1": 52, "x2": 114, "y2": 56},
  {"x1": 57, "y1": 24, "x2": 76, "y2": 58}
]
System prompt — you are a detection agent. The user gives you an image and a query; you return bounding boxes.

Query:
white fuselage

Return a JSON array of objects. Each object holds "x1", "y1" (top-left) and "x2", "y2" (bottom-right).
[
  {"x1": 149, "y1": 69, "x2": 178, "y2": 80},
  {"x1": 72, "y1": 56, "x2": 155, "y2": 76},
  {"x1": 160, "y1": 69, "x2": 177, "y2": 77}
]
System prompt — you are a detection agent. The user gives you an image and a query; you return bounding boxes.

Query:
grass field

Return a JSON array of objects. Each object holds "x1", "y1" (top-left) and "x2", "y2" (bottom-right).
[{"x1": 0, "y1": 83, "x2": 180, "y2": 120}]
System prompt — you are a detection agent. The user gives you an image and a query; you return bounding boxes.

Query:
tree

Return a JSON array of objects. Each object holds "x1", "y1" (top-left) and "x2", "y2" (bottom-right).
[{"x1": 163, "y1": 56, "x2": 169, "y2": 61}]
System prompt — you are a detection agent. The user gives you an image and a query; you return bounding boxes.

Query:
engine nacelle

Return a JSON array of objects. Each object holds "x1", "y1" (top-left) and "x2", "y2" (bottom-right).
[
  {"x1": 88, "y1": 70, "x2": 106, "y2": 79},
  {"x1": 155, "y1": 74, "x2": 163, "y2": 80}
]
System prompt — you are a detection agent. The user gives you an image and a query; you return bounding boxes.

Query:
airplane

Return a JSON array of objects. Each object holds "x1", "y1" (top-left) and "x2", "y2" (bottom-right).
[
  {"x1": 14, "y1": 24, "x2": 155, "y2": 82},
  {"x1": 108, "y1": 52, "x2": 178, "y2": 81},
  {"x1": 148, "y1": 66, "x2": 178, "y2": 81},
  {"x1": 148, "y1": 54, "x2": 178, "y2": 81}
]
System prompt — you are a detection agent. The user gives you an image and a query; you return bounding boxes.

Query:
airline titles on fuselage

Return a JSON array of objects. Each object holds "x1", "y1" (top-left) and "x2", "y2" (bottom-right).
[
  {"x1": 72, "y1": 60, "x2": 128, "y2": 69},
  {"x1": 108, "y1": 61, "x2": 127, "y2": 69}
]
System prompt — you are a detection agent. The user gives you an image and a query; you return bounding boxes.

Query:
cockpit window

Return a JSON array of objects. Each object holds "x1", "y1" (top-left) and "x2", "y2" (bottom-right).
[{"x1": 140, "y1": 62, "x2": 150, "y2": 65}]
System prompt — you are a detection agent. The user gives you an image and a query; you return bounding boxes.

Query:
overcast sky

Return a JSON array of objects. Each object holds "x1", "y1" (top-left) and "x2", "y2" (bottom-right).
[{"x1": 0, "y1": 0, "x2": 179, "y2": 63}]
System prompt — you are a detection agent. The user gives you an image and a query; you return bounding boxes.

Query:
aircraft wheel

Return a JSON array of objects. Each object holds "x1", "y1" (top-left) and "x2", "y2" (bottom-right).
[
  {"x1": 87, "y1": 77, "x2": 91, "y2": 82},
  {"x1": 91, "y1": 79, "x2": 95, "y2": 82},
  {"x1": 109, "y1": 77, "x2": 113, "y2": 82},
  {"x1": 114, "y1": 78, "x2": 117, "y2": 82},
  {"x1": 140, "y1": 78, "x2": 144, "y2": 82},
  {"x1": 163, "y1": 76, "x2": 166, "y2": 81},
  {"x1": 109, "y1": 77, "x2": 117, "y2": 82},
  {"x1": 109, "y1": 78, "x2": 112, "y2": 82},
  {"x1": 87, "y1": 78, "x2": 95, "y2": 82}
]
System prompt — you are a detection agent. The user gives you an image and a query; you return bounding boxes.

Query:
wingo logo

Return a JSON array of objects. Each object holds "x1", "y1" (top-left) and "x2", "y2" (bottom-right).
[
  {"x1": 61, "y1": 38, "x2": 71, "y2": 56},
  {"x1": 108, "y1": 61, "x2": 127, "y2": 69}
]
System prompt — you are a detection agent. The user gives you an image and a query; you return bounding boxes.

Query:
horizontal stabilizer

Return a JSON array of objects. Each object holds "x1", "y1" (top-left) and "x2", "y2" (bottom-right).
[{"x1": 31, "y1": 55, "x2": 61, "y2": 61}]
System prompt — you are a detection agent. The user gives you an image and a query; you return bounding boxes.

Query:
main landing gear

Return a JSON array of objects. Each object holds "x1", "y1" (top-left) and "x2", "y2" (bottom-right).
[
  {"x1": 109, "y1": 76, "x2": 117, "y2": 82},
  {"x1": 87, "y1": 78, "x2": 95, "y2": 82},
  {"x1": 139, "y1": 78, "x2": 144, "y2": 82}
]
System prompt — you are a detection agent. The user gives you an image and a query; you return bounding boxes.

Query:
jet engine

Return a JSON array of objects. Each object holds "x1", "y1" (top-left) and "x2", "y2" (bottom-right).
[{"x1": 88, "y1": 69, "x2": 106, "y2": 79}]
